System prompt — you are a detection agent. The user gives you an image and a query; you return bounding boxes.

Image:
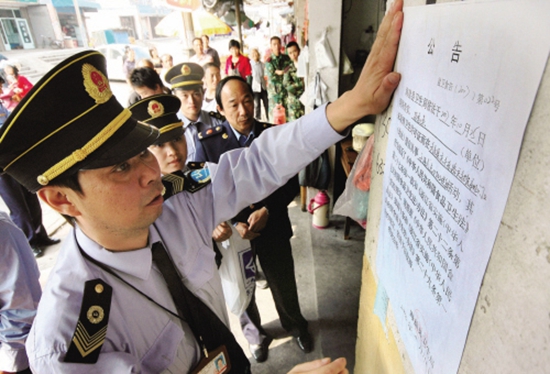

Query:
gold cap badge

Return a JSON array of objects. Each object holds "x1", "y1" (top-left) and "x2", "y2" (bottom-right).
[
  {"x1": 181, "y1": 64, "x2": 191, "y2": 76},
  {"x1": 147, "y1": 100, "x2": 164, "y2": 118},
  {"x1": 82, "y1": 63, "x2": 112, "y2": 104}
]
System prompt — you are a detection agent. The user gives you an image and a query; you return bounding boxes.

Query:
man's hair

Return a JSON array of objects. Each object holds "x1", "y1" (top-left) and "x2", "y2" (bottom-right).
[
  {"x1": 203, "y1": 62, "x2": 219, "y2": 72},
  {"x1": 129, "y1": 67, "x2": 163, "y2": 90},
  {"x1": 270, "y1": 36, "x2": 281, "y2": 43},
  {"x1": 228, "y1": 39, "x2": 241, "y2": 50},
  {"x1": 286, "y1": 41, "x2": 300, "y2": 52},
  {"x1": 193, "y1": 37, "x2": 202, "y2": 44},
  {"x1": 161, "y1": 54, "x2": 173, "y2": 62},
  {"x1": 215, "y1": 76, "x2": 253, "y2": 109},
  {"x1": 201, "y1": 34, "x2": 209, "y2": 41},
  {"x1": 47, "y1": 172, "x2": 83, "y2": 226}
]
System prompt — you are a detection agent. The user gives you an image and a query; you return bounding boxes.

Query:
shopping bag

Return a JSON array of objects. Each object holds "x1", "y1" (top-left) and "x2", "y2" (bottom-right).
[
  {"x1": 315, "y1": 28, "x2": 336, "y2": 69},
  {"x1": 218, "y1": 224, "x2": 256, "y2": 315}
]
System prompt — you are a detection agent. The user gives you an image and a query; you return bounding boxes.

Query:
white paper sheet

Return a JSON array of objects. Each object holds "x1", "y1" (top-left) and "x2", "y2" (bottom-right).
[{"x1": 376, "y1": 1, "x2": 550, "y2": 373}]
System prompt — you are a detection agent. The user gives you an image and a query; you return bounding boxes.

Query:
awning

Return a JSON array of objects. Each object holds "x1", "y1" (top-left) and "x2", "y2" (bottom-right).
[{"x1": 52, "y1": 0, "x2": 100, "y2": 10}]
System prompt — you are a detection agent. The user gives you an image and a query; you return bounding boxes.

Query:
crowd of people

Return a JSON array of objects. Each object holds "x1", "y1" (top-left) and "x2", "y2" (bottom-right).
[
  {"x1": 122, "y1": 32, "x2": 306, "y2": 124},
  {"x1": 0, "y1": 1, "x2": 404, "y2": 372}
]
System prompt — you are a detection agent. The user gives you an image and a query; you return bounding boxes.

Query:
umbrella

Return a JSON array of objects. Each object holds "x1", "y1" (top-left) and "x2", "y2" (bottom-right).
[
  {"x1": 155, "y1": 9, "x2": 232, "y2": 37},
  {"x1": 164, "y1": 0, "x2": 201, "y2": 11}
]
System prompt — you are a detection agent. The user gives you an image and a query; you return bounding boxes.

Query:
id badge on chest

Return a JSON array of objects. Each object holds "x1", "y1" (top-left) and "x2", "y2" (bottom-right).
[{"x1": 190, "y1": 345, "x2": 231, "y2": 374}]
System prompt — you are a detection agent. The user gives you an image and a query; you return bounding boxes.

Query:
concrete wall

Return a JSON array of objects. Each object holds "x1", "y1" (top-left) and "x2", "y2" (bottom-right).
[
  {"x1": 27, "y1": 5, "x2": 59, "y2": 48},
  {"x1": 355, "y1": 0, "x2": 550, "y2": 372}
]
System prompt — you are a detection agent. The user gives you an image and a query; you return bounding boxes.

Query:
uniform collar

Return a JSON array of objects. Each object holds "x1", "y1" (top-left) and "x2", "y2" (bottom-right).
[
  {"x1": 228, "y1": 120, "x2": 256, "y2": 141},
  {"x1": 75, "y1": 225, "x2": 161, "y2": 280},
  {"x1": 180, "y1": 111, "x2": 207, "y2": 129}
]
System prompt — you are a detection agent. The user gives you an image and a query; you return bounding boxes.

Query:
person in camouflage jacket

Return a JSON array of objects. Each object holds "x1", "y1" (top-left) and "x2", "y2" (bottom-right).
[
  {"x1": 265, "y1": 36, "x2": 291, "y2": 118},
  {"x1": 283, "y1": 41, "x2": 305, "y2": 121}
]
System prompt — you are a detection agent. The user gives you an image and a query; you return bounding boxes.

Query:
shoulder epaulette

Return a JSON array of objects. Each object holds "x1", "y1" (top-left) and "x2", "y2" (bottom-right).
[
  {"x1": 259, "y1": 122, "x2": 273, "y2": 130},
  {"x1": 198, "y1": 125, "x2": 225, "y2": 140},
  {"x1": 64, "y1": 279, "x2": 112, "y2": 364},
  {"x1": 162, "y1": 168, "x2": 211, "y2": 199},
  {"x1": 186, "y1": 161, "x2": 206, "y2": 170},
  {"x1": 208, "y1": 111, "x2": 225, "y2": 121}
]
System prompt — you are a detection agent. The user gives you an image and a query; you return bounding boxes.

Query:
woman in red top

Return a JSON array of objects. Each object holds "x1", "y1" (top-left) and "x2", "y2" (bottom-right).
[
  {"x1": 1, "y1": 63, "x2": 33, "y2": 111},
  {"x1": 224, "y1": 39, "x2": 252, "y2": 81}
]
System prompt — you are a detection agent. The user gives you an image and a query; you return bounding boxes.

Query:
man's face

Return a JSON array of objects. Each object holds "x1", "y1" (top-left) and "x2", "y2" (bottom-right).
[
  {"x1": 149, "y1": 136, "x2": 187, "y2": 174},
  {"x1": 174, "y1": 88, "x2": 203, "y2": 121},
  {"x1": 60, "y1": 151, "x2": 164, "y2": 248},
  {"x1": 134, "y1": 84, "x2": 164, "y2": 99},
  {"x1": 204, "y1": 66, "x2": 221, "y2": 92},
  {"x1": 270, "y1": 39, "x2": 281, "y2": 56},
  {"x1": 287, "y1": 46, "x2": 300, "y2": 63},
  {"x1": 193, "y1": 39, "x2": 204, "y2": 55},
  {"x1": 201, "y1": 36, "x2": 209, "y2": 48},
  {"x1": 218, "y1": 79, "x2": 254, "y2": 135}
]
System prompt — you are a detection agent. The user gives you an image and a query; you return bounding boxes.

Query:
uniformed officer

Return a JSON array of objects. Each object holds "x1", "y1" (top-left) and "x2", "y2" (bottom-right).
[
  {"x1": 128, "y1": 93, "x2": 233, "y2": 250},
  {"x1": 194, "y1": 76, "x2": 310, "y2": 363},
  {"x1": 165, "y1": 62, "x2": 224, "y2": 162},
  {"x1": 0, "y1": 1, "x2": 403, "y2": 371}
]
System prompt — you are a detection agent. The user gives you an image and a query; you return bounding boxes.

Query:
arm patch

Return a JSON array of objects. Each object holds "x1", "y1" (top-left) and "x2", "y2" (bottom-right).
[{"x1": 162, "y1": 167, "x2": 211, "y2": 199}]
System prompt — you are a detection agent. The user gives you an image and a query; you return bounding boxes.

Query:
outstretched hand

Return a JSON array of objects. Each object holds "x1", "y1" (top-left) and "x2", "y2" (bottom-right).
[
  {"x1": 288, "y1": 357, "x2": 348, "y2": 374},
  {"x1": 327, "y1": 0, "x2": 404, "y2": 132}
]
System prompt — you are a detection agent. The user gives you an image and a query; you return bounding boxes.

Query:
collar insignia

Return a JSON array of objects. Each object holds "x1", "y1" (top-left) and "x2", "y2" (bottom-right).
[{"x1": 82, "y1": 63, "x2": 112, "y2": 104}]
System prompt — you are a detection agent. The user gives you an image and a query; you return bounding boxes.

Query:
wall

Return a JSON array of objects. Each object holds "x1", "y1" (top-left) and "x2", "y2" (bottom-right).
[
  {"x1": 355, "y1": 0, "x2": 550, "y2": 373},
  {"x1": 27, "y1": 5, "x2": 59, "y2": 47}
]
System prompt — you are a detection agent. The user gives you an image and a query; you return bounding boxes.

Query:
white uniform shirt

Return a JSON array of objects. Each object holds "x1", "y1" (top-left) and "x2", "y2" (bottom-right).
[{"x1": 26, "y1": 104, "x2": 343, "y2": 373}]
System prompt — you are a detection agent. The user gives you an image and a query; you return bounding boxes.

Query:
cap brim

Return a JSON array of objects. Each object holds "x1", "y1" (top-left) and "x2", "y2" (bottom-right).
[
  {"x1": 155, "y1": 127, "x2": 184, "y2": 146},
  {"x1": 84, "y1": 119, "x2": 160, "y2": 169}
]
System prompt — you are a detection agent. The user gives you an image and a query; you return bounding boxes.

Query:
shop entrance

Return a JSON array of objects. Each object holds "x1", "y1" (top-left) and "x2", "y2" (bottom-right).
[{"x1": 0, "y1": 9, "x2": 34, "y2": 50}]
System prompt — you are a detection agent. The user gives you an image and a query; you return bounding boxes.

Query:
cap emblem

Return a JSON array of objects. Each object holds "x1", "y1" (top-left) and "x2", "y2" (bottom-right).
[
  {"x1": 147, "y1": 100, "x2": 164, "y2": 118},
  {"x1": 82, "y1": 63, "x2": 112, "y2": 104},
  {"x1": 181, "y1": 64, "x2": 191, "y2": 76}
]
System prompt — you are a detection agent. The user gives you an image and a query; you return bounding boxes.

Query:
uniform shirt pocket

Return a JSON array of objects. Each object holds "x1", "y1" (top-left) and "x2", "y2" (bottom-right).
[{"x1": 140, "y1": 320, "x2": 192, "y2": 374}]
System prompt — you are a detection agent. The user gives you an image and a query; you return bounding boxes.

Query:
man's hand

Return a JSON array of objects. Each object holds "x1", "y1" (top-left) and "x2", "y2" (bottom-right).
[
  {"x1": 275, "y1": 69, "x2": 284, "y2": 75},
  {"x1": 327, "y1": 0, "x2": 403, "y2": 132},
  {"x1": 247, "y1": 207, "x2": 269, "y2": 233},
  {"x1": 235, "y1": 222, "x2": 261, "y2": 240},
  {"x1": 212, "y1": 222, "x2": 232, "y2": 242},
  {"x1": 288, "y1": 357, "x2": 348, "y2": 374}
]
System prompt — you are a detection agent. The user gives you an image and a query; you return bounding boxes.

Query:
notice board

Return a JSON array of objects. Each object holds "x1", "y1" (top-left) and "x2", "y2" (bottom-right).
[{"x1": 355, "y1": 1, "x2": 550, "y2": 373}]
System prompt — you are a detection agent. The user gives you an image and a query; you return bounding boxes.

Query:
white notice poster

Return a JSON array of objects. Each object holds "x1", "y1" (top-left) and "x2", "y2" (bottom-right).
[{"x1": 376, "y1": 1, "x2": 550, "y2": 373}]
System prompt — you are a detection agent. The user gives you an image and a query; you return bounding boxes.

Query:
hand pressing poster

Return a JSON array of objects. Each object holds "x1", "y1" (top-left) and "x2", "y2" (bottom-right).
[{"x1": 376, "y1": 1, "x2": 550, "y2": 373}]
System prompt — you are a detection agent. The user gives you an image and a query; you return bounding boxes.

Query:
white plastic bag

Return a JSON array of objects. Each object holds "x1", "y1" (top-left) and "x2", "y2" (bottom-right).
[
  {"x1": 315, "y1": 28, "x2": 336, "y2": 69},
  {"x1": 218, "y1": 224, "x2": 256, "y2": 315},
  {"x1": 342, "y1": 51, "x2": 354, "y2": 75}
]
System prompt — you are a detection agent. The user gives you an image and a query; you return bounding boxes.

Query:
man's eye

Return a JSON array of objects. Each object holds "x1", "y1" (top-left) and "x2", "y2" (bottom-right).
[{"x1": 114, "y1": 162, "x2": 130, "y2": 172}]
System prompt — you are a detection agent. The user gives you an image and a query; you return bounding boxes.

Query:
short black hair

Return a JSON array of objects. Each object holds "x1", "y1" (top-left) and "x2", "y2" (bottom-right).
[
  {"x1": 270, "y1": 36, "x2": 281, "y2": 44},
  {"x1": 215, "y1": 76, "x2": 253, "y2": 109},
  {"x1": 47, "y1": 172, "x2": 83, "y2": 226},
  {"x1": 129, "y1": 67, "x2": 163, "y2": 90},
  {"x1": 286, "y1": 41, "x2": 300, "y2": 52},
  {"x1": 203, "y1": 62, "x2": 219, "y2": 72},
  {"x1": 228, "y1": 39, "x2": 240, "y2": 50}
]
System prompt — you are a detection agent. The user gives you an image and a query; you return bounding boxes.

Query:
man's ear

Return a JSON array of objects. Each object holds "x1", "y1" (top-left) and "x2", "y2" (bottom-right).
[
  {"x1": 217, "y1": 105, "x2": 225, "y2": 116},
  {"x1": 37, "y1": 186, "x2": 81, "y2": 218}
]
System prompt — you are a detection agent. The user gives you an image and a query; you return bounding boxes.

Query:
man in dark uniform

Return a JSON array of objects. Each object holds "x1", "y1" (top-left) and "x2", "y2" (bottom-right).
[
  {"x1": 164, "y1": 62, "x2": 224, "y2": 162},
  {"x1": 194, "y1": 76, "x2": 311, "y2": 362}
]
